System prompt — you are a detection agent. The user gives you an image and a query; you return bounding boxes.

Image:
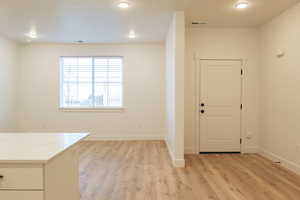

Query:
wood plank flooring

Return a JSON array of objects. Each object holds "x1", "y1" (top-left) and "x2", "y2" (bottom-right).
[{"x1": 77, "y1": 141, "x2": 300, "y2": 200}]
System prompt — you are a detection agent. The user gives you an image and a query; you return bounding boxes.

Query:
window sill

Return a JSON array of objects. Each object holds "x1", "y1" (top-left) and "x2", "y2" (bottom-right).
[{"x1": 59, "y1": 107, "x2": 125, "y2": 112}]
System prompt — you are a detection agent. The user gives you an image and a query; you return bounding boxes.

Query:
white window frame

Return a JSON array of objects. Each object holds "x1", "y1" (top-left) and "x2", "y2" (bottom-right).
[{"x1": 59, "y1": 56, "x2": 124, "y2": 111}]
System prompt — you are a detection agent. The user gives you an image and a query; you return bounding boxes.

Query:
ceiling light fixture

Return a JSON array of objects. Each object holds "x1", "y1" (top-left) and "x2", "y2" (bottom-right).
[
  {"x1": 26, "y1": 31, "x2": 37, "y2": 39},
  {"x1": 118, "y1": 1, "x2": 130, "y2": 9},
  {"x1": 235, "y1": 1, "x2": 249, "y2": 9},
  {"x1": 128, "y1": 31, "x2": 136, "y2": 39}
]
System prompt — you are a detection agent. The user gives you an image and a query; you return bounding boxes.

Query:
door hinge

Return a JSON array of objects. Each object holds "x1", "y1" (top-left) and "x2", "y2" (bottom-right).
[
  {"x1": 240, "y1": 138, "x2": 242, "y2": 144},
  {"x1": 240, "y1": 104, "x2": 243, "y2": 110},
  {"x1": 241, "y1": 69, "x2": 243, "y2": 75}
]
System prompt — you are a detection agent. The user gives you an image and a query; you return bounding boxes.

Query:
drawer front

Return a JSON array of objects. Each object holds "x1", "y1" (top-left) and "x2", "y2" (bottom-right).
[
  {"x1": 0, "y1": 165, "x2": 43, "y2": 190},
  {"x1": 0, "y1": 191, "x2": 43, "y2": 200}
]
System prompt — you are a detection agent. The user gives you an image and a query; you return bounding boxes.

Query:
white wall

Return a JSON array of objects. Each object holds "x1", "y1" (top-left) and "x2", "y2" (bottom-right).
[
  {"x1": 185, "y1": 27, "x2": 260, "y2": 153},
  {"x1": 260, "y1": 2, "x2": 300, "y2": 173},
  {"x1": 165, "y1": 11, "x2": 185, "y2": 167},
  {"x1": 0, "y1": 36, "x2": 17, "y2": 131},
  {"x1": 165, "y1": 17, "x2": 176, "y2": 154},
  {"x1": 17, "y1": 43, "x2": 166, "y2": 140}
]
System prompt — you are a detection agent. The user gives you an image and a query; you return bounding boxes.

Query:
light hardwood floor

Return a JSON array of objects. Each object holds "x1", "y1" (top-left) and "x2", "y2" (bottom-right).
[{"x1": 77, "y1": 141, "x2": 300, "y2": 200}]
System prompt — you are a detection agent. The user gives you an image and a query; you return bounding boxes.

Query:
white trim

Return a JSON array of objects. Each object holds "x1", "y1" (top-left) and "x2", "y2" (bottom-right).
[
  {"x1": 259, "y1": 148, "x2": 300, "y2": 176},
  {"x1": 184, "y1": 146, "x2": 258, "y2": 154},
  {"x1": 185, "y1": 147, "x2": 197, "y2": 154},
  {"x1": 240, "y1": 59, "x2": 248, "y2": 154},
  {"x1": 194, "y1": 56, "x2": 246, "y2": 154},
  {"x1": 194, "y1": 57, "x2": 201, "y2": 154},
  {"x1": 165, "y1": 139, "x2": 185, "y2": 168},
  {"x1": 85, "y1": 134, "x2": 165, "y2": 141},
  {"x1": 59, "y1": 107, "x2": 125, "y2": 112},
  {"x1": 243, "y1": 146, "x2": 259, "y2": 153},
  {"x1": 173, "y1": 158, "x2": 185, "y2": 168},
  {"x1": 165, "y1": 139, "x2": 175, "y2": 161}
]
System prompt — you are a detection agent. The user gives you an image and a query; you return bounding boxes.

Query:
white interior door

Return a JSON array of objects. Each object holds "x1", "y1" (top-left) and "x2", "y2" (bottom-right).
[{"x1": 199, "y1": 60, "x2": 242, "y2": 152}]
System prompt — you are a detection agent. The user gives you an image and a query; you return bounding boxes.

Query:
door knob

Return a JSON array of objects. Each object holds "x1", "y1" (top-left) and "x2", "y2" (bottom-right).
[
  {"x1": 200, "y1": 110, "x2": 205, "y2": 113},
  {"x1": 201, "y1": 103, "x2": 205, "y2": 107}
]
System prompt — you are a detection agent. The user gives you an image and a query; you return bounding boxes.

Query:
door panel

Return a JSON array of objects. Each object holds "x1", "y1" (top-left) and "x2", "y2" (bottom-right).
[{"x1": 199, "y1": 60, "x2": 242, "y2": 152}]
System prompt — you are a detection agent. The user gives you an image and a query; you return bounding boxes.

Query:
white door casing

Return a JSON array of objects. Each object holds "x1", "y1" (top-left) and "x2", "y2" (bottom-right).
[{"x1": 199, "y1": 60, "x2": 242, "y2": 152}]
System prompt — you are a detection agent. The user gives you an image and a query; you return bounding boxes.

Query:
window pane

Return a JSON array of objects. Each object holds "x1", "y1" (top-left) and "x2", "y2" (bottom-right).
[
  {"x1": 108, "y1": 83, "x2": 122, "y2": 106},
  {"x1": 108, "y1": 68, "x2": 121, "y2": 82},
  {"x1": 78, "y1": 57, "x2": 92, "y2": 66},
  {"x1": 63, "y1": 83, "x2": 92, "y2": 107},
  {"x1": 94, "y1": 58, "x2": 108, "y2": 83},
  {"x1": 63, "y1": 58, "x2": 77, "y2": 65},
  {"x1": 108, "y1": 59, "x2": 122, "y2": 83},
  {"x1": 109, "y1": 58, "x2": 122, "y2": 66},
  {"x1": 94, "y1": 58, "x2": 107, "y2": 66},
  {"x1": 61, "y1": 57, "x2": 123, "y2": 108},
  {"x1": 94, "y1": 83, "x2": 107, "y2": 106},
  {"x1": 62, "y1": 57, "x2": 93, "y2": 108}
]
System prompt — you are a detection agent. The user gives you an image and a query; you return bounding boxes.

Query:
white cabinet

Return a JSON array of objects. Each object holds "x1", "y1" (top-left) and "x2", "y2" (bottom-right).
[
  {"x1": 0, "y1": 165, "x2": 43, "y2": 190},
  {"x1": 0, "y1": 145, "x2": 80, "y2": 200},
  {"x1": 0, "y1": 133, "x2": 88, "y2": 200},
  {"x1": 0, "y1": 191, "x2": 43, "y2": 200}
]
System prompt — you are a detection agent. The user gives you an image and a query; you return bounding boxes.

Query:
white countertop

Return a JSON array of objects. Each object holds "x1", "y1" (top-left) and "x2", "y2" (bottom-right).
[{"x1": 0, "y1": 133, "x2": 89, "y2": 164}]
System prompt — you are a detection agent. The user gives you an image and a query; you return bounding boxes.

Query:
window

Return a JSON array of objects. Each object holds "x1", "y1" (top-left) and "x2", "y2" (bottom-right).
[{"x1": 60, "y1": 56, "x2": 123, "y2": 109}]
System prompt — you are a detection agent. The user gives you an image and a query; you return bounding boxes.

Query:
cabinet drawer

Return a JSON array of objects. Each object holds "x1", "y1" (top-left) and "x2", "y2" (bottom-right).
[
  {"x1": 0, "y1": 165, "x2": 43, "y2": 190},
  {"x1": 0, "y1": 191, "x2": 43, "y2": 200}
]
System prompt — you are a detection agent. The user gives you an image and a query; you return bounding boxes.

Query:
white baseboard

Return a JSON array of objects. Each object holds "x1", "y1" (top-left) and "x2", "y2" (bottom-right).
[
  {"x1": 259, "y1": 148, "x2": 300, "y2": 176},
  {"x1": 173, "y1": 158, "x2": 186, "y2": 168},
  {"x1": 85, "y1": 134, "x2": 165, "y2": 141},
  {"x1": 185, "y1": 147, "x2": 197, "y2": 154},
  {"x1": 184, "y1": 146, "x2": 259, "y2": 154},
  {"x1": 165, "y1": 139, "x2": 185, "y2": 168},
  {"x1": 243, "y1": 146, "x2": 259, "y2": 153}
]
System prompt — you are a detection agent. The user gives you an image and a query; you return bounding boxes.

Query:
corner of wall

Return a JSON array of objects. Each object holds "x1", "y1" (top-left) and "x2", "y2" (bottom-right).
[
  {"x1": 165, "y1": 11, "x2": 186, "y2": 168},
  {"x1": 259, "y1": 148, "x2": 300, "y2": 176},
  {"x1": 0, "y1": 36, "x2": 19, "y2": 132},
  {"x1": 165, "y1": 138, "x2": 185, "y2": 168}
]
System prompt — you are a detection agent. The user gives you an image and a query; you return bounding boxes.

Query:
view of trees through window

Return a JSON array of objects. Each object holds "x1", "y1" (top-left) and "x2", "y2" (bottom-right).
[{"x1": 60, "y1": 57, "x2": 123, "y2": 108}]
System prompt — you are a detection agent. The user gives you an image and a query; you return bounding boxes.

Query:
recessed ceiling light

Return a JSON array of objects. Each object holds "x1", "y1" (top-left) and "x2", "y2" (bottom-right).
[
  {"x1": 128, "y1": 31, "x2": 136, "y2": 39},
  {"x1": 235, "y1": 1, "x2": 249, "y2": 9},
  {"x1": 118, "y1": 1, "x2": 130, "y2": 9},
  {"x1": 26, "y1": 31, "x2": 37, "y2": 39}
]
